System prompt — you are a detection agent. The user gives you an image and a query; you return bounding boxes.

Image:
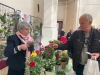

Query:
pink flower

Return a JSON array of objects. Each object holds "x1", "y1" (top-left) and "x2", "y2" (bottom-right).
[
  {"x1": 41, "y1": 47, "x2": 45, "y2": 51},
  {"x1": 46, "y1": 52, "x2": 50, "y2": 55},
  {"x1": 39, "y1": 42, "x2": 42, "y2": 46}
]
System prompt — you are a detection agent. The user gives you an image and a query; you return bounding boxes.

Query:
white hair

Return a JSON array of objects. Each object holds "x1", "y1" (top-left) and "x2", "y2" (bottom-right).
[
  {"x1": 17, "y1": 21, "x2": 30, "y2": 30},
  {"x1": 85, "y1": 14, "x2": 93, "y2": 22}
]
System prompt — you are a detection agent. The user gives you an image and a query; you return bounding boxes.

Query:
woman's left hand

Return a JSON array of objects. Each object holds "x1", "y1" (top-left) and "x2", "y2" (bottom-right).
[{"x1": 91, "y1": 53, "x2": 100, "y2": 59}]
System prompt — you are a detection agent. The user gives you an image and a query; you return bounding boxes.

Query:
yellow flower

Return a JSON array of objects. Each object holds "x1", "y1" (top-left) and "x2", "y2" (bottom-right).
[
  {"x1": 31, "y1": 52, "x2": 37, "y2": 57},
  {"x1": 55, "y1": 40, "x2": 58, "y2": 42},
  {"x1": 52, "y1": 48, "x2": 54, "y2": 50},
  {"x1": 62, "y1": 50, "x2": 68, "y2": 55}
]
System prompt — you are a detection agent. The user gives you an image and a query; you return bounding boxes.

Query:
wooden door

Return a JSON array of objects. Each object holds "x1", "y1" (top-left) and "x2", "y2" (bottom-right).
[{"x1": 57, "y1": 21, "x2": 63, "y2": 35}]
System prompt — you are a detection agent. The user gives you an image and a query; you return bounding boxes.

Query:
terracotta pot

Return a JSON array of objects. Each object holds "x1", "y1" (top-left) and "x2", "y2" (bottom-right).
[{"x1": 61, "y1": 62, "x2": 67, "y2": 69}]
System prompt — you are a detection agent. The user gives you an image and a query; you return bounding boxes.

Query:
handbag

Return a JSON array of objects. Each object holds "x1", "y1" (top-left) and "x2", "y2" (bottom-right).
[{"x1": 83, "y1": 57, "x2": 100, "y2": 75}]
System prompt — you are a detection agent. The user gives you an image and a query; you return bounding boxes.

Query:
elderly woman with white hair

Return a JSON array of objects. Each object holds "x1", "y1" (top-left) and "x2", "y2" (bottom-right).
[{"x1": 4, "y1": 21, "x2": 34, "y2": 75}]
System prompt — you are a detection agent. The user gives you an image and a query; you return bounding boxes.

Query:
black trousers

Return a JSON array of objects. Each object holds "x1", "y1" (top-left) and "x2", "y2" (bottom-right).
[
  {"x1": 8, "y1": 67, "x2": 25, "y2": 75},
  {"x1": 75, "y1": 64, "x2": 84, "y2": 75}
]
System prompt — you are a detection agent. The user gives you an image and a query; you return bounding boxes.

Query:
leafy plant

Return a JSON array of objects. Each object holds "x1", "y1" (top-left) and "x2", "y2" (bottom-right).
[
  {"x1": 55, "y1": 51, "x2": 61, "y2": 65},
  {"x1": 43, "y1": 59, "x2": 55, "y2": 72},
  {"x1": 25, "y1": 51, "x2": 44, "y2": 75},
  {"x1": 0, "y1": 13, "x2": 14, "y2": 38},
  {"x1": 55, "y1": 71, "x2": 66, "y2": 75},
  {"x1": 42, "y1": 47, "x2": 55, "y2": 59},
  {"x1": 60, "y1": 53, "x2": 69, "y2": 62}
]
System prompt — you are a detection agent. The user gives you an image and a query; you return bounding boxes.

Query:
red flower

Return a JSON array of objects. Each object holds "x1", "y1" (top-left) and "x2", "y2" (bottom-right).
[
  {"x1": 39, "y1": 42, "x2": 42, "y2": 46},
  {"x1": 29, "y1": 61, "x2": 36, "y2": 67},
  {"x1": 40, "y1": 51, "x2": 42, "y2": 55},
  {"x1": 35, "y1": 50, "x2": 40, "y2": 54},
  {"x1": 41, "y1": 47, "x2": 45, "y2": 51},
  {"x1": 56, "y1": 56, "x2": 61, "y2": 60},
  {"x1": 45, "y1": 45, "x2": 49, "y2": 49}
]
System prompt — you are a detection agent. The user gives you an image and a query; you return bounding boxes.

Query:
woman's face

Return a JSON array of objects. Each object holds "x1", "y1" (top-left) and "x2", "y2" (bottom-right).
[{"x1": 19, "y1": 25, "x2": 30, "y2": 36}]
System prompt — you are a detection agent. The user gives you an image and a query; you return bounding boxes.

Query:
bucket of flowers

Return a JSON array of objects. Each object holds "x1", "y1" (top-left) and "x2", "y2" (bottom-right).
[{"x1": 25, "y1": 50, "x2": 45, "y2": 75}]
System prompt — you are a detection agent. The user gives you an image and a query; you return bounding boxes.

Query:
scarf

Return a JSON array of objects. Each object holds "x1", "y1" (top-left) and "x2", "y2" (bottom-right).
[{"x1": 16, "y1": 31, "x2": 34, "y2": 60}]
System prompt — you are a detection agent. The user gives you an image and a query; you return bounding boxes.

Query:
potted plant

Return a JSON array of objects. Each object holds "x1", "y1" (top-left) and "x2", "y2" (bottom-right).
[
  {"x1": 60, "y1": 51, "x2": 69, "y2": 69},
  {"x1": 25, "y1": 50, "x2": 44, "y2": 75},
  {"x1": 55, "y1": 51, "x2": 62, "y2": 71},
  {"x1": 42, "y1": 47, "x2": 55, "y2": 72}
]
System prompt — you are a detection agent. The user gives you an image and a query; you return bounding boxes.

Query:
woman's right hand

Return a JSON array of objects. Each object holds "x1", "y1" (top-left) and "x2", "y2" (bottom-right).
[{"x1": 18, "y1": 44, "x2": 28, "y2": 50}]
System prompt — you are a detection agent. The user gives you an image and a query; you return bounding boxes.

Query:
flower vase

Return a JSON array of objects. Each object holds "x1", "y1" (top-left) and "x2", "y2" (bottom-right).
[
  {"x1": 61, "y1": 62, "x2": 67, "y2": 69},
  {"x1": 28, "y1": 45, "x2": 34, "y2": 52},
  {"x1": 55, "y1": 65, "x2": 62, "y2": 71}
]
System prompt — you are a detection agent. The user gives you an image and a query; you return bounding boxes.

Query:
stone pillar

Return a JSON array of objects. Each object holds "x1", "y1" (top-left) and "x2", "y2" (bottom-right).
[
  {"x1": 42, "y1": 0, "x2": 58, "y2": 46},
  {"x1": 75, "y1": 0, "x2": 86, "y2": 29}
]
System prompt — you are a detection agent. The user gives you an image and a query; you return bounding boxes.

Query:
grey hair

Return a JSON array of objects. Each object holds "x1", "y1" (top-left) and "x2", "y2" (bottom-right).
[
  {"x1": 85, "y1": 14, "x2": 93, "y2": 22},
  {"x1": 17, "y1": 21, "x2": 30, "y2": 30}
]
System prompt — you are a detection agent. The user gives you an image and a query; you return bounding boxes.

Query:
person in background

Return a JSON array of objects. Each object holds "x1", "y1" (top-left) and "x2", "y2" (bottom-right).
[
  {"x1": 59, "y1": 31, "x2": 67, "y2": 44},
  {"x1": 4, "y1": 21, "x2": 34, "y2": 75},
  {"x1": 58, "y1": 29, "x2": 65, "y2": 40},
  {"x1": 66, "y1": 29, "x2": 74, "y2": 40},
  {"x1": 49, "y1": 13, "x2": 100, "y2": 75}
]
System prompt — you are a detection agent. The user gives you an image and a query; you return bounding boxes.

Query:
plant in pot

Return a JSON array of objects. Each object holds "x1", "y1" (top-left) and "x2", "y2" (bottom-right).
[
  {"x1": 42, "y1": 47, "x2": 55, "y2": 72},
  {"x1": 55, "y1": 51, "x2": 62, "y2": 71},
  {"x1": 60, "y1": 52, "x2": 69, "y2": 69}
]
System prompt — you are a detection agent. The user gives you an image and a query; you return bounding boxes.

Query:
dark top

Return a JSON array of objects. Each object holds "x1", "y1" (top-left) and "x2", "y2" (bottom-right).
[{"x1": 4, "y1": 34, "x2": 32, "y2": 71}]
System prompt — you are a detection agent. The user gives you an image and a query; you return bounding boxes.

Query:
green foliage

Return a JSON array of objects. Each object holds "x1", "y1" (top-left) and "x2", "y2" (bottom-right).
[
  {"x1": 60, "y1": 53, "x2": 69, "y2": 62},
  {"x1": 0, "y1": 45, "x2": 6, "y2": 60},
  {"x1": 55, "y1": 51, "x2": 61, "y2": 65},
  {"x1": 55, "y1": 71, "x2": 66, "y2": 75},
  {"x1": 43, "y1": 59, "x2": 55, "y2": 72},
  {"x1": 25, "y1": 52, "x2": 45, "y2": 75},
  {"x1": 42, "y1": 47, "x2": 55, "y2": 59},
  {"x1": 53, "y1": 40, "x2": 62, "y2": 44},
  {"x1": 0, "y1": 13, "x2": 14, "y2": 38}
]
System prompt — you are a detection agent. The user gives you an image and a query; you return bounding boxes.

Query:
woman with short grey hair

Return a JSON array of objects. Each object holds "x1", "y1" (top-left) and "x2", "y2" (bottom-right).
[{"x1": 4, "y1": 21, "x2": 34, "y2": 75}]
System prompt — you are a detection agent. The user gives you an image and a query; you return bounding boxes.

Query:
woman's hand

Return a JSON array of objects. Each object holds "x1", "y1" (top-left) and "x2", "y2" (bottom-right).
[{"x1": 18, "y1": 44, "x2": 28, "y2": 50}]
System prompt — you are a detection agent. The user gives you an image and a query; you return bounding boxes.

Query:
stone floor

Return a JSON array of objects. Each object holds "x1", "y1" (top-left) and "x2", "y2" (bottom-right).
[{"x1": 0, "y1": 67, "x2": 8, "y2": 75}]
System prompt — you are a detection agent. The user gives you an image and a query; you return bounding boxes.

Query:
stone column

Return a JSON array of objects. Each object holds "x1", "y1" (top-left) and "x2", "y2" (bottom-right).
[
  {"x1": 42, "y1": 0, "x2": 58, "y2": 46},
  {"x1": 75, "y1": 0, "x2": 86, "y2": 29}
]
